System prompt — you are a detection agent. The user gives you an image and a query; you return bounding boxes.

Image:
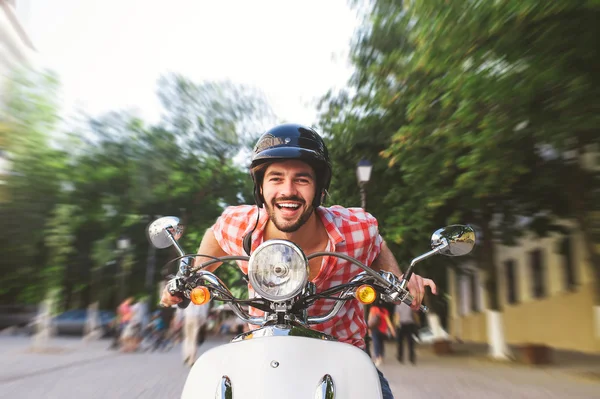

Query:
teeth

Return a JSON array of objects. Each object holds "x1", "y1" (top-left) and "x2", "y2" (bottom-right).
[{"x1": 278, "y1": 203, "x2": 299, "y2": 209}]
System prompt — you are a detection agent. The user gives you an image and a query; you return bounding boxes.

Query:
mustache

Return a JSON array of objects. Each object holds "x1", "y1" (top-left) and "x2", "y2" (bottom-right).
[{"x1": 271, "y1": 196, "x2": 305, "y2": 206}]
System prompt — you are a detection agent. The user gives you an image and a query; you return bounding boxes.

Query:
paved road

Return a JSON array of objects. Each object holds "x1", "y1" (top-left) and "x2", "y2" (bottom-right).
[
  {"x1": 1, "y1": 335, "x2": 598, "y2": 398},
  {"x1": 380, "y1": 349, "x2": 600, "y2": 399}
]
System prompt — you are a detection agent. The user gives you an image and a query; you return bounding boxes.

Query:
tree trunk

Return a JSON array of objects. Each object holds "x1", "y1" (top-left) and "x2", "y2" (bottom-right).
[
  {"x1": 479, "y1": 202, "x2": 512, "y2": 359},
  {"x1": 479, "y1": 204, "x2": 500, "y2": 311},
  {"x1": 63, "y1": 268, "x2": 73, "y2": 310}
]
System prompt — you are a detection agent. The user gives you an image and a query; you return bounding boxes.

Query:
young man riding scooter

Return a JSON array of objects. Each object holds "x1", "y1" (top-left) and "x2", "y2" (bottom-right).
[{"x1": 160, "y1": 123, "x2": 437, "y2": 399}]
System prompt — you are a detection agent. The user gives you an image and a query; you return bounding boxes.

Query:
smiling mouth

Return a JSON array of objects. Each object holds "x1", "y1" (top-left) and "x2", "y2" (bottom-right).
[{"x1": 276, "y1": 202, "x2": 302, "y2": 211}]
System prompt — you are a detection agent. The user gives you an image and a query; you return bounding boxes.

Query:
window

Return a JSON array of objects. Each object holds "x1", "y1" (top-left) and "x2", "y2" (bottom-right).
[
  {"x1": 560, "y1": 235, "x2": 576, "y2": 291},
  {"x1": 504, "y1": 259, "x2": 518, "y2": 304},
  {"x1": 530, "y1": 249, "x2": 545, "y2": 298}
]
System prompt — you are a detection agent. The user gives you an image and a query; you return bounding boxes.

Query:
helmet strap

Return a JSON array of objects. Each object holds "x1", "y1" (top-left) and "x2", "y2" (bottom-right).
[{"x1": 242, "y1": 207, "x2": 261, "y2": 255}]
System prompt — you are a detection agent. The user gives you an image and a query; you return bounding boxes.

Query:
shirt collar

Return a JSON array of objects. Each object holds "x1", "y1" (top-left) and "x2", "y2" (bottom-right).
[
  {"x1": 316, "y1": 207, "x2": 345, "y2": 247},
  {"x1": 248, "y1": 206, "x2": 345, "y2": 252}
]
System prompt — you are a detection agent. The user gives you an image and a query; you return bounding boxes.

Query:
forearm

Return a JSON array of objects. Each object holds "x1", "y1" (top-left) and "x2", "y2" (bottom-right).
[
  {"x1": 192, "y1": 228, "x2": 228, "y2": 272},
  {"x1": 371, "y1": 240, "x2": 403, "y2": 276}
]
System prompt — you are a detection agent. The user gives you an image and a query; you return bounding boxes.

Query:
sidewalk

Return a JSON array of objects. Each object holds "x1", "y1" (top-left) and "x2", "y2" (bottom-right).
[
  {"x1": 443, "y1": 341, "x2": 600, "y2": 375},
  {"x1": 378, "y1": 340, "x2": 600, "y2": 398},
  {"x1": 0, "y1": 336, "x2": 117, "y2": 383},
  {"x1": 381, "y1": 340, "x2": 600, "y2": 382}
]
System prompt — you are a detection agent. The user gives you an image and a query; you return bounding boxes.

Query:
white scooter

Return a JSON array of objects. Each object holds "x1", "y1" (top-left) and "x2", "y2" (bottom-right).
[{"x1": 147, "y1": 217, "x2": 475, "y2": 398}]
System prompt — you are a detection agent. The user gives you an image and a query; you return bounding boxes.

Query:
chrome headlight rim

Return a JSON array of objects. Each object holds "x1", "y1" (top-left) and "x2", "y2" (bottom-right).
[{"x1": 247, "y1": 239, "x2": 309, "y2": 302}]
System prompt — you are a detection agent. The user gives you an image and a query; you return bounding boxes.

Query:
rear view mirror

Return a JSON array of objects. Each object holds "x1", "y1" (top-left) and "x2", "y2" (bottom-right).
[
  {"x1": 147, "y1": 216, "x2": 182, "y2": 249},
  {"x1": 431, "y1": 225, "x2": 475, "y2": 256}
]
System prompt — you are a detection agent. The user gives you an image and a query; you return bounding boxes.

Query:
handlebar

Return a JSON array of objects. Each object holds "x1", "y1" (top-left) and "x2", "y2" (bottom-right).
[
  {"x1": 164, "y1": 250, "x2": 429, "y2": 321},
  {"x1": 166, "y1": 257, "x2": 193, "y2": 309},
  {"x1": 306, "y1": 253, "x2": 429, "y2": 313}
]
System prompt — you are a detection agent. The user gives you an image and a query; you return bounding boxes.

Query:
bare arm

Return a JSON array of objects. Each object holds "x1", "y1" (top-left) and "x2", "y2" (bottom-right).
[
  {"x1": 371, "y1": 240, "x2": 403, "y2": 276},
  {"x1": 370, "y1": 238, "x2": 438, "y2": 310},
  {"x1": 192, "y1": 228, "x2": 228, "y2": 272}
]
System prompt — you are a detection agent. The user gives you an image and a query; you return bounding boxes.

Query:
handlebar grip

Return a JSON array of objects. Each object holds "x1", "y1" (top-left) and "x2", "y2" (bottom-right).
[
  {"x1": 402, "y1": 293, "x2": 429, "y2": 313},
  {"x1": 177, "y1": 297, "x2": 191, "y2": 309},
  {"x1": 167, "y1": 279, "x2": 189, "y2": 308}
]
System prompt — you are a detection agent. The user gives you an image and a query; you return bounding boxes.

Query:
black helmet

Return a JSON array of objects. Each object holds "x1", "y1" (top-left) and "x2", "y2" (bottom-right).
[{"x1": 250, "y1": 123, "x2": 332, "y2": 208}]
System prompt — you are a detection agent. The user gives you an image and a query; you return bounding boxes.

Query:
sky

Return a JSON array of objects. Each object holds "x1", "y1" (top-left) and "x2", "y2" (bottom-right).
[{"x1": 22, "y1": 0, "x2": 361, "y2": 126}]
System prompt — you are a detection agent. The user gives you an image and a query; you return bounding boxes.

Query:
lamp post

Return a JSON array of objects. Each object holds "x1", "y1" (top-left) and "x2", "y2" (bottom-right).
[
  {"x1": 356, "y1": 159, "x2": 373, "y2": 210},
  {"x1": 116, "y1": 236, "x2": 130, "y2": 302},
  {"x1": 144, "y1": 215, "x2": 161, "y2": 303},
  {"x1": 356, "y1": 158, "x2": 373, "y2": 356}
]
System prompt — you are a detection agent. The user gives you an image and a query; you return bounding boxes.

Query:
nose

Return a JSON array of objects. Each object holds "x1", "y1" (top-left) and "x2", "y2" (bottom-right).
[{"x1": 278, "y1": 178, "x2": 298, "y2": 198}]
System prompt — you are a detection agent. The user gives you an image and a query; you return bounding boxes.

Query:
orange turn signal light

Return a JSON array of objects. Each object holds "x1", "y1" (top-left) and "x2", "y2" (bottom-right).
[
  {"x1": 190, "y1": 286, "x2": 211, "y2": 305},
  {"x1": 355, "y1": 284, "x2": 376, "y2": 304}
]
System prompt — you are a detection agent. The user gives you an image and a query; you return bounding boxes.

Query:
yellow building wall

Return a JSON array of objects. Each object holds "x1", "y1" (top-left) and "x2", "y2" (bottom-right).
[
  {"x1": 459, "y1": 311, "x2": 487, "y2": 343},
  {"x1": 448, "y1": 226, "x2": 600, "y2": 354},
  {"x1": 502, "y1": 283, "x2": 599, "y2": 352}
]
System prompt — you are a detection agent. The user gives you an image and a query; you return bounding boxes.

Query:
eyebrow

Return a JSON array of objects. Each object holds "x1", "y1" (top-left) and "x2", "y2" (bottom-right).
[{"x1": 265, "y1": 170, "x2": 315, "y2": 179}]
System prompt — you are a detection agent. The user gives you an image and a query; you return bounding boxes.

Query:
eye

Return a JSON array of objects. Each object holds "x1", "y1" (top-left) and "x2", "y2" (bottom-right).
[{"x1": 296, "y1": 178, "x2": 311, "y2": 184}]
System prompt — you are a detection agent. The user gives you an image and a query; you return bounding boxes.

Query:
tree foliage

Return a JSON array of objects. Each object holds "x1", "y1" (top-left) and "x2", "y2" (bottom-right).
[
  {"x1": 0, "y1": 70, "x2": 272, "y2": 310},
  {"x1": 319, "y1": 0, "x2": 600, "y2": 309}
]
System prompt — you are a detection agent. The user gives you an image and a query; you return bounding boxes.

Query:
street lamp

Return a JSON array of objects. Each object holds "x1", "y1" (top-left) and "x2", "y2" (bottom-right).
[
  {"x1": 356, "y1": 158, "x2": 374, "y2": 356},
  {"x1": 117, "y1": 236, "x2": 130, "y2": 251},
  {"x1": 356, "y1": 158, "x2": 373, "y2": 210}
]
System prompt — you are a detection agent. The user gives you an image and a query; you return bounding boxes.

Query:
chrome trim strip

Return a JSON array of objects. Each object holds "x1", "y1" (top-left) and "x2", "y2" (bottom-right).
[
  {"x1": 216, "y1": 375, "x2": 232, "y2": 399},
  {"x1": 231, "y1": 324, "x2": 336, "y2": 343},
  {"x1": 315, "y1": 374, "x2": 335, "y2": 399}
]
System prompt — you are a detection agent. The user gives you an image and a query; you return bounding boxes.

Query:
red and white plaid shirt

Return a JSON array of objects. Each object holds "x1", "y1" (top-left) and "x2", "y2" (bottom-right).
[{"x1": 211, "y1": 204, "x2": 383, "y2": 349}]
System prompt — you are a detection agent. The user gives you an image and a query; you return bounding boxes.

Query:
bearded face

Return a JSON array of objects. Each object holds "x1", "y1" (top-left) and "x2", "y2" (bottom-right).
[{"x1": 261, "y1": 160, "x2": 317, "y2": 233}]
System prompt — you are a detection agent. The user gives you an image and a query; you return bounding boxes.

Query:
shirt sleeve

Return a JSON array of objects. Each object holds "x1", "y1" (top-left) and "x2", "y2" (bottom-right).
[
  {"x1": 210, "y1": 206, "x2": 251, "y2": 255},
  {"x1": 352, "y1": 207, "x2": 384, "y2": 266}
]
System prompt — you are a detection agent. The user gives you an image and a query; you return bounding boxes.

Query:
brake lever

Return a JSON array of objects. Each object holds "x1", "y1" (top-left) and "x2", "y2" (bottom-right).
[
  {"x1": 399, "y1": 292, "x2": 429, "y2": 313},
  {"x1": 166, "y1": 276, "x2": 191, "y2": 309},
  {"x1": 381, "y1": 289, "x2": 428, "y2": 313},
  {"x1": 379, "y1": 271, "x2": 429, "y2": 313},
  {"x1": 165, "y1": 255, "x2": 195, "y2": 309}
]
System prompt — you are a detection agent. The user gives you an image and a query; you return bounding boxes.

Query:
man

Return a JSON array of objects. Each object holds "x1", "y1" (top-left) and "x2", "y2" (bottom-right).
[
  {"x1": 176, "y1": 303, "x2": 210, "y2": 366},
  {"x1": 395, "y1": 302, "x2": 419, "y2": 365},
  {"x1": 161, "y1": 123, "x2": 437, "y2": 399}
]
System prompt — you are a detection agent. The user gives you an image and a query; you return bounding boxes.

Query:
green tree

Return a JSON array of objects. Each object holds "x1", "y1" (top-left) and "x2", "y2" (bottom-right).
[
  {"x1": 157, "y1": 73, "x2": 275, "y2": 164},
  {"x1": 0, "y1": 70, "x2": 68, "y2": 304},
  {"x1": 0, "y1": 70, "x2": 270, "y2": 309},
  {"x1": 399, "y1": 0, "x2": 600, "y2": 302}
]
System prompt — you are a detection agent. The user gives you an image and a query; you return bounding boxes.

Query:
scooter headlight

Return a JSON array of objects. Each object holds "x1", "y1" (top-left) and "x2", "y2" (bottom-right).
[{"x1": 247, "y1": 240, "x2": 309, "y2": 302}]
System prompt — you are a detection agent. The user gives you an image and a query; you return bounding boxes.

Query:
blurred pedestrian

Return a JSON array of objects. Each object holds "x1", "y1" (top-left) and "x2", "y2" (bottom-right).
[
  {"x1": 140, "y1": 310, "x2": 168, "y2": 351},
  {"x1": 176, "y1": 303, "x2": 210, "y2": 366},
  {"x1": 368, "y1": 298, "x2": 395, "y2": 367},
  {"x1": 121, "y1": 298, "x2": 144, "y2": 352},
  {"x1": 395, "y1": 302, "x2": 419, "y2": 364},
  {"x1": 113, "y1": 297, "x2": 134, "y2": 351}
]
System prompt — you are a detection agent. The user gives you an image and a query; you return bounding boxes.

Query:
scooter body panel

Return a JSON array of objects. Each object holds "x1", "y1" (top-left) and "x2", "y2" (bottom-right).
[{"x1": 181, "y1": 336, "x2": 382, "y2": 399}]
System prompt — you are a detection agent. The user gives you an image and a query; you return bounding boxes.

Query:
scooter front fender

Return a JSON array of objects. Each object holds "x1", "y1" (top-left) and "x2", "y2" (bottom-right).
[{"x1": 181, "y1": 336, "x2": 382, "y2": 399}]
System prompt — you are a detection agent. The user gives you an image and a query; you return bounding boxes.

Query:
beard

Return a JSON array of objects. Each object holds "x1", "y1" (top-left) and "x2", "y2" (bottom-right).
[{"x1": 266, "y1": 196, "x2": 314, "y2": 233}]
